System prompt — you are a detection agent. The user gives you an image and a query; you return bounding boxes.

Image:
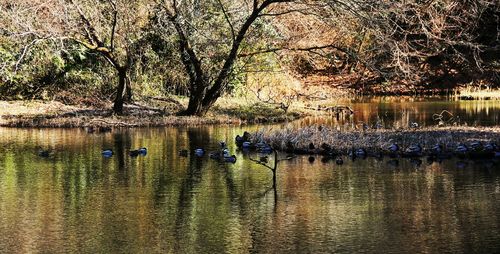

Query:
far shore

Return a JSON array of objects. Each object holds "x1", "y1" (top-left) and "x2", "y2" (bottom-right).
[{"x1": 0, "y1": 100, "x2": 306, "y2": 128}]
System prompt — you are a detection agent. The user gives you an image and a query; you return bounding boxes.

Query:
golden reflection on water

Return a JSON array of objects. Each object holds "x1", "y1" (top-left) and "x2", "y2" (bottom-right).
[
  {"x1": 0, "y1": 124, "x2": 499, "y2": 253},
  {"x1": 297, "y1": 97, "x2": 500, "y2": 128}
]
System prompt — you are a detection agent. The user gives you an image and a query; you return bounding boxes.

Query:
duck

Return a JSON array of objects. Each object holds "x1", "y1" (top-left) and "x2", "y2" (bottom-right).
[
  {"x1": 235, "y1": 135, "x2": 244, "y2": 146},
  {"x1": 308, "y1": 156, "x2": 315, "y2": 163},
  {"x1": 178, "y1": 149, "x2": 188, "y2": 157},
  {"x1": 194, "y1": 148, "x2": 205, "y2": 157},
  {"x1": 223, "y1": 155, "x2": 237, "y2": 163},
  {"x1": 431, "y1": 144, "x2": 443, "y2": 154},
  {"x1": 484, "y1": 142, "x2": 497, "y2": 152},
  {"x1": 335, "y1": 157, "x2": 343, "y2": 165},
  {"x1": 455, "y1": 143, "x2": 468, "y2": 154},
  {"x1": 321, "y1": 143, "x2": 331, "y2": 151},
  {"x1": 258, "y1": 145, "x2": 273, "y2": 154},
  {"x1": 222, "y1": 148, "x2": 230, "y2": 157},
  {"x1": 388, "y1": 143, "x2": 399, "y2": 153},
  {"x1": 309, "y1": 143, "x2": 316, "y2": 150},
  {"x1": 404, "y1": 144, "x2": 422, "y2": 157},
  {"x1": 470, "y1": 141, "x2": 482, "y2": 151},
  {"x1": 130, "y1": 147, "x2": 147, "y2": 157},
  {"x1": 101, "y1": 149, "x2": 113, "y2": 157},
  {"x1": 355, "y1": 148, "x2": 367, "y2": 158},
  {"x1": 138, "y1": 147, "x2": 147, "y2": 155},
  {"x1": 242, "y1": 141, "x2": 252, "y2": 149},
  {"x1": 38, "y1": 149, "x2": 50, "y2": 158},
  {"x1": 243, "y1": 131, "x2": 251, "y2": 142},
  {"x1": 219, "y1": 141, "x2": 227, "y2": 148}
]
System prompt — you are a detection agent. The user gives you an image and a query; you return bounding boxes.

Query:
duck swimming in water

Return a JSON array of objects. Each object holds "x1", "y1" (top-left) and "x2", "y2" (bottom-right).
[
  {"x1": 242, "y1": 141, "x2": 252, "y2": 149},
  {"x1": 101, "y1": 149, "x2": 113, "y2": 157},
  {"x1": 470, "y1": 141, "x2": 482, "y2": 151},
  {"x1": 404, "y1": 144, "x2": 422, "y2": 157},
  {"x1": 431, "y1": 144, "x2": 443, "y2": 154},
  {"x1": 130, "y1": 147, "x2": 147, "y2": 157},
  {"x1": 38, "y1": 149, "x2": 50, "y2": 158},
  {"x1": 484, "y1": 142, "x2": 497, "y2": 152},
  {"x1": 355, "y1": 148, "x2": 367, "y2": 158},
  {"x1": 455, "y1": 143, "x2": 468, "y2": 154},
  {"x1": 335, "y1": 157, "x2": 343, "y2": 165},
  {"x1": 194, "y1": 148, "x2": 205, "y2": 157},
  {"x1": 388, "y1": 143, "x2": 399, "y2": 153},
  {"x1": 223, "y1": 155, "x2": 237, "y2": 163},
  {"x1": 235, "y1": 135, "x2": 244, "y2": 146},
  {"x1": 258, "y1": 144, "x2": 273, "y2": 154}
]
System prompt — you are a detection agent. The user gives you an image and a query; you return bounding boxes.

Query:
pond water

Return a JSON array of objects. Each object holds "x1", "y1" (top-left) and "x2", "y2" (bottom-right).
[
  {"x1": 0, "y1": 124, "x2": 499, "y2": 253},
  {"x1": 298, "y1": 96, "x2": 500, "y2": 128}
]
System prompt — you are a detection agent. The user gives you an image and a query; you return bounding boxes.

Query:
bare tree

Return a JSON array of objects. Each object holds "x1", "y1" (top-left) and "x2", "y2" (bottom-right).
[
  {"x1": 1, "y1": 0, "x2": 152, "y2": 114},
  {"x1": 154, "y1": 0, "x2": 298, "y2": 116}
]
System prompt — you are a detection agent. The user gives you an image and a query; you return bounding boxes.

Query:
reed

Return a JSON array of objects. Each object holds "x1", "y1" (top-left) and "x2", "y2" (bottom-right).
[{"x1": 252, "y1": 125, "x2": 500, "y2": 155}]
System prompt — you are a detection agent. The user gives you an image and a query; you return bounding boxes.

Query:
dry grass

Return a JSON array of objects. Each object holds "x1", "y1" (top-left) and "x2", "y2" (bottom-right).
[
  {"x1": 455, "y1": 87, "x2": 500, "y2": 100},
  {"x1": 252, "y1": 125, "x2": 500, "y2": 155},
  {"x1": 0, "y1": 100, "x2": 241, "y2": 127}
]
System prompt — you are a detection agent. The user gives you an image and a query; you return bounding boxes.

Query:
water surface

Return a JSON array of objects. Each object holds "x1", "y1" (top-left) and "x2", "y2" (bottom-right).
[
  {"x1": 0, "y1": 126, "x2": 499, "y2": 253},
  {"x1": 298, "y1": 96, "x2": 500, "y2": 128}
]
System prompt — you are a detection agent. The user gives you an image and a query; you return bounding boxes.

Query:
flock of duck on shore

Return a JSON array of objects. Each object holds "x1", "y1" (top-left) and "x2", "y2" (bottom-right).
[{"x1": 36, "y1": 130, "x2": 500, "y2": 167}]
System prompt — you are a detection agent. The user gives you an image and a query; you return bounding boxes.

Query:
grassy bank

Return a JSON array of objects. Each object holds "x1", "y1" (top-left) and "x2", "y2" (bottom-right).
[
  {"x1": 0, "y1": 99, "x2": 308, "y2": 128},
  {"x1": 252, "y1": 125, "x2": 500, "y2": 156}
]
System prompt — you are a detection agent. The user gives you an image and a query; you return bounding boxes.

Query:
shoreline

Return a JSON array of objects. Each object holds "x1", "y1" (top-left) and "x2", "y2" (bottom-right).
[
  {"x1": 0, "y1": 100, "x2": 308, "y2": 128},
  {"x1": 251, "y1": 126, "x2": 500, "y2": 158}
]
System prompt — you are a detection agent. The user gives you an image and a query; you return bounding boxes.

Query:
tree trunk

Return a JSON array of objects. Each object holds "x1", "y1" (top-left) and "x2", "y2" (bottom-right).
[
  {"x1": 182, "y1": 84, "x2": 208, "y2": 116},
  {"x1": 113, "y1": 67, "x2": 127, "y2": 115},
  {"x1": 125, "y1": 76, "x2": 132, "y2": 103}
]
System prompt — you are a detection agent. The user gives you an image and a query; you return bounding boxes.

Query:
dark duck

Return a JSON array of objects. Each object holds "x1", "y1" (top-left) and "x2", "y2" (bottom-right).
[{"x1": 130, "y1": 147, "x2": 147, "y2": 157}]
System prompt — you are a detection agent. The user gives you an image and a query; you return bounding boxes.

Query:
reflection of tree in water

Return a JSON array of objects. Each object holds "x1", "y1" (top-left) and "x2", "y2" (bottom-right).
[
  {"x1": 113, "y1": 131, "x2": 132, "y2": 186},
  {"x1": 172, "y1": 127, "x2": 210, "y2": 252}
]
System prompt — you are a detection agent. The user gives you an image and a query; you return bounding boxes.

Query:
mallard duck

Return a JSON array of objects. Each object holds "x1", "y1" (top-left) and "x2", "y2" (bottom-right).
[
  {"x1": 455, "y1": 144, "x2": 468, "y2": 154},
  {"x1": 308, "y1": 156, "x2": 315, "y2": 163},
  {"x1": 309, "y1": 143, "x2": 315, "y2": 150},
  {"x1": 470, "y1": 141, "x2": 482, "y2": 151},
  {"x1": 355, "y1": 148, "x2": 367, "y2": 158},
  {"x1": 194, "y1": 148, "x2": 204, "y2": 157},
  {"x1": 129, "y1": 147, "x2": 147, "y2": 157},
  {"x1": 242, "y1": 141, "x2": 252, "y2": 149},
  {"x1": 388, "y1": 143, "x2": 399, "y2": 153},
  {"x1": 101, "y1": 149, "x2": 113, "y2": 157},
  {"x1": 335, "y1": 157, "x2": 343, "y2": 165},
  {"x1": 484, "y1": 142, "x2": 497, "y2": 152},
  {"x1": 258, "y1": 145, "x2": 273, "y2": 154},
  {"x1": 38, "y1": 149, "x2": 50, "y2": 158},
  {"x1": 431, "y1": 144, "x2": 443, "y2": 154},
  {"x1": 404, "y1": 144, "x2": 422, "y2": 157},
  {"x1": 235, "y1": 135, "x2": 244, "y2": 146},
  {"x1": 223, "y1": 155, "x2": 237, "y2": 163}
]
